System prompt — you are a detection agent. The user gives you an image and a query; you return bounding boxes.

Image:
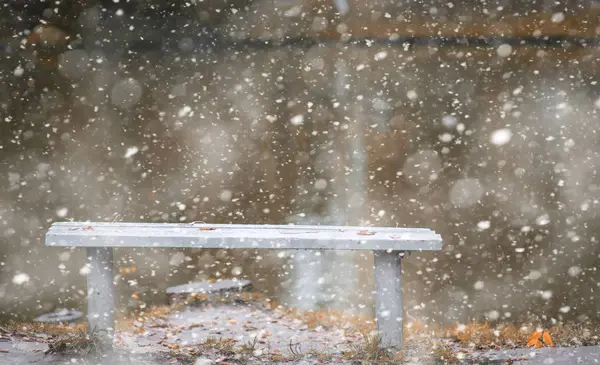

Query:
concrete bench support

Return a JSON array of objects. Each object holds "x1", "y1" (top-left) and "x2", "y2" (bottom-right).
[
  {"x1": 87, "y1": 247, "x2": 115, "y2": 339},
  {"x1": 46, "y1": 222, "x2": 442, "y2": 350},
  {"x1": 374, "y1": 251, "x2": 403, "y2": 348}
]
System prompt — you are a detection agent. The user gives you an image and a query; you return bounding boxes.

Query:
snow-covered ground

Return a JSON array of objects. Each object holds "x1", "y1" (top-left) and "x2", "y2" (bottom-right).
[{"x1": 2, "y1": 303, "x2": 599, "y2": 364}]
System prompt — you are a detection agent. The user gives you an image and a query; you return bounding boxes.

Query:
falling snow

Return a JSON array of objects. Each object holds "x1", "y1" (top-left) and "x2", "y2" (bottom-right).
[
  {"x1": 496, "y1": 44, "x2": 513, "y2": 58},
  {"x1": 12, "y1": 273, "x2": 30, "y2": 285},
  {"x1": 1, "y1": 3, "x2": 600, "y2": 364},
  {"x1": 290, "y1": 114, "x2": 305, "y2": 126},
  {"x1": 56, "y1": 207, "x2": 69, "y2": 218},
  {"x1": 124, "y1": 146, "x2": 140, "y2": 159},
  {"x1": 490, "y1": 128, "x2": 513, "y2": 146}
]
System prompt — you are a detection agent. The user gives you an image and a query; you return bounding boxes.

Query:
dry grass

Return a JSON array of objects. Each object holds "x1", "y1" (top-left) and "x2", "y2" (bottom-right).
[
  {"x1": 168, "y1": 330, "x2": 404, "y2": 364},
  {"x1": 178, "y1": 291, "x2": 269, "y2": 308},
  {"x1": 341, "y1": 332, "x2": 404, "y2": 364},
  {"x1": 0, "y1": 304, "x2": 178, "y2": 338},
  {"x1": 167, "y1": 336, "x2": 275, "y2": 364},
  {"x1": 198, "y1": 336, "x2": 238, "y2": 354},
  {"x1": 431, "y1": 341, "x2": 460, "y2": 365},
  {"x1": 6, "y1": 301, "x2": 600, "y2": 364},
  {"x1": 0, "y1": 321, "x2": 87, "y2": 338},
  {"x1": 548, "y1": 323, "x2": 600, "y2": 347},
  {"x1": 0, "y1": 320, "x2": 103, "y2": 358},
  {"x1": 425, "y1": 321, "x2": 600, "y2": 364},
  {"x1": 439, "y1": 322, "x2": 527, "y2": 350},
  {"x1": 437, "y1": 321, "x2": 600, "y2": 350},
  {"x1": 119, "y1": 304, "x2": 175, "y2": 334},
  {"x1": 45, "y1": 328, "x2": 108, "y2": 356}
]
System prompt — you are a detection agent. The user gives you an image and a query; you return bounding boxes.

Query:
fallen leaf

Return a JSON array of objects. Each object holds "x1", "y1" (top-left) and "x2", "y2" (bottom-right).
[
  {"x1": 527, "y1": 330, "x2": 552, "y2": 348},
  {"x1": 357, "y1": 230, "x2": 376, "y2": 236},
  {"x1": 198, "y1": 227, "x2": 216, "y2": 231},
  {"x1": 526, "y1": 331, "x2": 541, "y2": 345},
  {"x1": 121, "y1": 267, "x2": 137, "y2": 275},
  {"x1": 151, "y1": 324, "x2": 170, "y2": 329},
  {"x1": 542, "y1": 331, "x2": 553, "y2": 346}
]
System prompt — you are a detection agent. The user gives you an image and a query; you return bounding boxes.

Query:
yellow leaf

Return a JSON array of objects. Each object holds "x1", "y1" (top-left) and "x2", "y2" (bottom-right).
[{"x1": 542, "y1": 331, "x2": 553, "y2": 346}]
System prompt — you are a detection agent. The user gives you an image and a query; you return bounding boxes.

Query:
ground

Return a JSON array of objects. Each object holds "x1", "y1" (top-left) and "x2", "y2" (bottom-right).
[{"x1": 1, "y1": 301, "x2": 599, "y2": 364}]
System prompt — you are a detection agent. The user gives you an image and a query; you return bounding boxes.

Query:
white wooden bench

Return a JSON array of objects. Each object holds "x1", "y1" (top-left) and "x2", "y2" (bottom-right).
[{"x1": 45, "y1": 222, "x2": 442, "y2": 349}]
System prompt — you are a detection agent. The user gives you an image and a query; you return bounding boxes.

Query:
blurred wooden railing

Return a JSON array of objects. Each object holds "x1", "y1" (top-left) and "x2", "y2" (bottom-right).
[
  {"x1": 13, "y1": 1, "x2": 600, "y2": 54},
  {"x1": 245, "y1": 9, "x2": 600, "y2": 42}
]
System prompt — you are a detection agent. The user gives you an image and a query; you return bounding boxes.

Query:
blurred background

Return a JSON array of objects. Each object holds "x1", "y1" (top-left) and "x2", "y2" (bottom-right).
[{"x1": 1, "y1": 0, "x2": 600, "y2": 327}]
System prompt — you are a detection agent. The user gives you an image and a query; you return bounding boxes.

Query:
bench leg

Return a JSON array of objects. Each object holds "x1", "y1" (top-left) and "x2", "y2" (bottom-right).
[
  {"x1": 374, "y1": 251, "x2": 403, "y2": 349},
  {"x1": 87, "y1": 247, "x2": 115, "y2": 341}
]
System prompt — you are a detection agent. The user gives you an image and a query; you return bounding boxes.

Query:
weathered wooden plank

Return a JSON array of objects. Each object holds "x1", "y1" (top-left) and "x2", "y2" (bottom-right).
[{"x1": 46, "y1": 222, "x2": 442, "y2": 251}]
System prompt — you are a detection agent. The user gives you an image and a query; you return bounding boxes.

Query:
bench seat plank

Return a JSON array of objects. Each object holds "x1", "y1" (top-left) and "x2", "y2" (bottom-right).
[{"x1": 46, "y1": 222, "x2": 442, "y2": 251}]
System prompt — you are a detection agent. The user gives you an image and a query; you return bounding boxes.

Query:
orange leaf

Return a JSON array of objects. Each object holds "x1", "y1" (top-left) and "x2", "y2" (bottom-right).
[
  {"x1": 526, "y1": 331, "x2": 543, "y2": 348},
  {"x1": 527, "y1": 331, "x2": 542, "y2": 343},
  {"x1": 542, "y1": 331, "x2": 553, "y2": 346}
]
